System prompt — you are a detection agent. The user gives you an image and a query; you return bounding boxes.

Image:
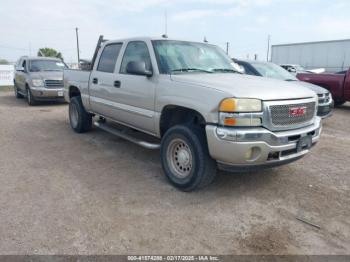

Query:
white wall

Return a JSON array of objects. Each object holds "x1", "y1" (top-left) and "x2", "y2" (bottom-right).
[
  {"x1": 0, "y1": 65, "x2": 14, "y2": 86},
  {"x1": 271, "y1": 40, "x2": 350, "y2": 72}
]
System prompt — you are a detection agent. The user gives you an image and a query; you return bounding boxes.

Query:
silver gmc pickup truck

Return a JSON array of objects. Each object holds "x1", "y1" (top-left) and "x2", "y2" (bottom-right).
[{"x1": 64, "y1": 36, "x2": 322, "y2": 191}]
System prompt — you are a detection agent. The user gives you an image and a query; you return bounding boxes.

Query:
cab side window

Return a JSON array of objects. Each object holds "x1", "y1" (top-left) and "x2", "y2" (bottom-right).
[
  {"x1": 97, "y1": 43, "x2": 123, "y2": 73},
  {"x1": 120, "y1": 41, "x2": 152, "y2": 74},
  {"x1": 22, "y1": 60, "x2": 27, "y2": 72}
]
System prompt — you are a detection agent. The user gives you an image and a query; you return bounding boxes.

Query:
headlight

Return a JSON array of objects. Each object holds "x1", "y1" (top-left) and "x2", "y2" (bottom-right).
[
  {"x1": 32, "y1": 79, "x2": 44, "y2": 87},
  {"x1": 219, "y1": 98, "x2": 262, "y2": 112},
  {"x1": 219, "y1": 98, "x2": 263, "y2": 127}
]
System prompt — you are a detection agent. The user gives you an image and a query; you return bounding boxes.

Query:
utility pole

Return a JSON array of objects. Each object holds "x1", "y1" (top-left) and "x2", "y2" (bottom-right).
[
  {"x1": 162, "y1": 11, "x2": 168, "y2": 38},
  {"x1": 226, "y1": 42, "x2": 229, "y2": 55},
  {"x1": 165, "y1": 11, "x2": 168, "y2": 36},
  {"x1": 266, "y1": 34, "x2": 271, "y2": 62},
  {"x1": 75, "y1": 27, "x2": 80, "y2": 68}
]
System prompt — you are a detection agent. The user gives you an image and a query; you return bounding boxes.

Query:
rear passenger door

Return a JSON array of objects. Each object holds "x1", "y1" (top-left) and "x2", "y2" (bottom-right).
[
  {"x1": 111, "y1": 41, "x2": 157, "y2": 134},
  {"x1": 89, "y1": 43, "x2": 123, "y2": 117}
]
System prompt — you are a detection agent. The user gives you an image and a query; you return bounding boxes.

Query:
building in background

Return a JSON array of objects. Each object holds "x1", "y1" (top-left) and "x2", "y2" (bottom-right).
[{"x1": 271, "y1": 39, "x2": 350, "y2": 73}]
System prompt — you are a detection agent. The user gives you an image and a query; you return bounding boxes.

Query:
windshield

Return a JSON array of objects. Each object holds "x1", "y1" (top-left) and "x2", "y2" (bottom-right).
[
  {"x1": 250, "y1": 62, "x2": 297, "y2": 81},
  {"x1": 152, "y1": 40, "x2": 237, "y2": 74},
  {"x1": 295, "y1": 65, "x2": 305, "y2": 71},
  {"x1": 29, "y1": 60, "x2": 67, "y2": 72}
]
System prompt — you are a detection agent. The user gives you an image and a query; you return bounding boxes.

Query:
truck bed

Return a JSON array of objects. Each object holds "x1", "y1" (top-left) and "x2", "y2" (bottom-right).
[{"x1": 63, "y1": 69, "x2": 91, "y2": 102}]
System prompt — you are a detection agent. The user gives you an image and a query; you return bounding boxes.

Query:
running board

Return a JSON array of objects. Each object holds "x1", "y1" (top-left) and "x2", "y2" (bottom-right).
[{"x1": 94, "y1": 121, "x2": 160, "y2": 150}]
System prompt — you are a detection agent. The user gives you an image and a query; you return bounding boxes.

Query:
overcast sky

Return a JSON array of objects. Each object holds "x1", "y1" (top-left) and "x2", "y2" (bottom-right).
[{"x1": 1, "y1": 0, "x2": 350, "y2": 63}]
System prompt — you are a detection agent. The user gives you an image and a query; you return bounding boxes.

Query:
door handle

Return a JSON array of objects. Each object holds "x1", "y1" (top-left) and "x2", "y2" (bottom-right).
[
  {"x1": 92, "y1": 78, "x2": 98, "y2": 84},
  {"x1": 114, "y1": 80, "x2": 121, "y2": 88}
]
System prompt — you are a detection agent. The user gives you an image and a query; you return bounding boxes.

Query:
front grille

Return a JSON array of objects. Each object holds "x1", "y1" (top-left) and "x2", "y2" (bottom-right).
[
  {"x1": 45, "y1": 80, "x2": 63, "y2": 89},
  {"x1": 270, "y1": 102, "x2": 316, "y2": 127},
  {"x1": 318, "y1": 93, "x2": 331, "y2": 105}
]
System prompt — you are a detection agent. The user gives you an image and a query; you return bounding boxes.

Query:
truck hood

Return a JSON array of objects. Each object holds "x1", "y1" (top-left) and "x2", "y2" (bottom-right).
[
  {"x1": 30, "y1": 71, "x2": 63, "y2": 80},
  {"x1": 170, "y1": 73, "x2": 316, "y2": 101},
  {"x1": 294, "y1": 80, "x2": 328, "y2": 95}
]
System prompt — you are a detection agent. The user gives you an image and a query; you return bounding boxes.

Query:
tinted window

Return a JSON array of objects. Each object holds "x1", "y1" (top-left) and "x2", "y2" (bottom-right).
[
  {"x1": 29, "y1": 60, "x2": 67, "y2": 72},
  {"x1": 236, "y1": 62, "x2": 256, "y2": 75},
  {"x1": 120, "y1": 41, "x2": 152, "y2": 74},
  {"x1": 22, "y1": 60, "x2": 27, "y2": 71},
  {"x1": 97, "y1": 43, "x2": 122, "y2": 73},
  {"x1": 250, "y1": 62, "x2": 297, "y2": 81}
]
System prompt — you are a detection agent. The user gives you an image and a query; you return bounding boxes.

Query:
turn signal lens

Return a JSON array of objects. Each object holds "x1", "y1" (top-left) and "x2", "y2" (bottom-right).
[
  {"x1": 223, "y1": 117, "x2": 236, "y2": 126},
  {"x1": 220, "y1": 98, "x2": 236, "y2": 112},
  {"x1": 220, "y1": 112, "x2": 262, "y2": 127}
]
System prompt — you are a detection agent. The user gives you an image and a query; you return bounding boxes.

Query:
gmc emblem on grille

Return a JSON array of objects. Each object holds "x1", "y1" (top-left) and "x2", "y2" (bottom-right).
[{"x1": 289, "y1": 107, "x2": 307, "y2": 117}]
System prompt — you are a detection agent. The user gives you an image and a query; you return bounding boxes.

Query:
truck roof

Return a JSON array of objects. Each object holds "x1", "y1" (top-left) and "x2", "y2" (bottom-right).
[{"x1": 103, "y1": 36, "x2": 213, "y2": 45}]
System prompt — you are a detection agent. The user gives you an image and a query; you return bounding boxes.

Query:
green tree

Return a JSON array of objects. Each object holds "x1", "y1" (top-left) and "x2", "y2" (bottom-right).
[
  {"x1": 37, "y1": 48, "x2": 63, "y2": 60},
  {"x1": 0, "y1": 59, "x2": 9, "y2": 65}
]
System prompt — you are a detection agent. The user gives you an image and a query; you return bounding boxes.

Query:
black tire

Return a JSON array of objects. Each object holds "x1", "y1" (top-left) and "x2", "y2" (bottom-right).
[
  {"x1": 334, "y1": 100, "x2": 346, "y2": 107},
  {"x1": 69, "y1": 96, "x2": 92, "y2": 133},
  {"x1": 26, "y1": 87, "x2": 37, "y2": 106},
  {"x1": 14, "y1": 83, "x2": 24, "y2": 99},
  {"x1": 161, "y1": 124, "x2": 217, "y2": 191}
]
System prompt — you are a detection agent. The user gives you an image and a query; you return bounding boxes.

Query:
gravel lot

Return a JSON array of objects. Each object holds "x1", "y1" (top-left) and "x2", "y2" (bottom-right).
[{"x1": 0, "y1": 91, "x2": 349, "y2": 255}]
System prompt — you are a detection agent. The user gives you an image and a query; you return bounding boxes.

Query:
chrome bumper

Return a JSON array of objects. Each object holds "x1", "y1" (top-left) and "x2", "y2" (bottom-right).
[
  {"x1": 206, "y1": 117, "x2": 322, "y2": 168},
  {"x1": 30, "y1": 87, "x2": 64, "y2": 100}
]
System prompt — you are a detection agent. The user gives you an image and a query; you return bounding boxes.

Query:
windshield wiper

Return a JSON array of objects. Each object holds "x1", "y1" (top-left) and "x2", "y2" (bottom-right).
[
  {"x1": 171, "y1": 68, "x2": 213, "y2": 73},
  {"x1": 211, "y1": 68, "x2": 242, "y2": 74}
]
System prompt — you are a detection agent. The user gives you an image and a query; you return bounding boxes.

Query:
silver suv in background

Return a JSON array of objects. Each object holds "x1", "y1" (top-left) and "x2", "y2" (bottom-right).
[{"x1": 14, "y1": 56, "x2": 67, "y2": 105}]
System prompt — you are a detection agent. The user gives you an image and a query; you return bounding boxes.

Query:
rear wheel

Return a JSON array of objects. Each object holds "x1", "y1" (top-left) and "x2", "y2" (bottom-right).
[
  {"x1": 27, "y1": 88, "x2": 37, "y2": 106},
  {"x1": 161, "y1": 124, "x2": 217, "y2": 191},
  {"x1": 69, "y1": 96, "x2": 92, "y2": 133}
]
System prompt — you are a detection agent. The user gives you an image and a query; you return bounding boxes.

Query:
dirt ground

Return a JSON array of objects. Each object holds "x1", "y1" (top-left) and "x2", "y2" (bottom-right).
[{"x1": 0, "y1": 91, "x2": 349, "y2": 255}]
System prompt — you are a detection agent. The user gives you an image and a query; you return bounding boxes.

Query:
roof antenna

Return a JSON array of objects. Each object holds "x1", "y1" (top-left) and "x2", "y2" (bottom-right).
[
  {"x1": 203, "y1": 36, "x2": 208, "y2": 43},
  {"x1": 162, "y1": 10, "x2": 168, "y2": 38}
]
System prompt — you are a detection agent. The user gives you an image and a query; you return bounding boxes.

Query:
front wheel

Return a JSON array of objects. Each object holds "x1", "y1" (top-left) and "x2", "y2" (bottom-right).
[
  {"x1": 27, "y1": 88, "x2": 37, "y2": 106},
  {"x1": 69, "y1": 96, "x2": 92, "y2": 133},
  {"x1": 161, "y1": 124, "x2": 217, "y2": 191}
]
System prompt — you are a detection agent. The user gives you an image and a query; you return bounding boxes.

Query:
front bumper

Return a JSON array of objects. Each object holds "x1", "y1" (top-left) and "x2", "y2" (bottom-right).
[
  {"x1": 30, "y1": 87, "x2": 64, "y2": 100},
  {"x1": 206, "y1": 117, "x2": 322, "y2": 169}
]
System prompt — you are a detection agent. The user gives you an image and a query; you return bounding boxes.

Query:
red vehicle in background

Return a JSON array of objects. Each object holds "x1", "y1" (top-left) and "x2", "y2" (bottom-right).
[{"x1": 297, "y1": 69, "x2": 350, "y2": 106}]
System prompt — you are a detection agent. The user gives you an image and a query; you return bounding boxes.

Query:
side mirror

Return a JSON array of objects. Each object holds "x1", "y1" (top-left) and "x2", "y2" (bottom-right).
[
  {"x1": 126, "y1": 61, "x2": 153, "y2": 77},
  {"x1": 16, "y1": 66, "x2": 25, "y2": 72}
]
